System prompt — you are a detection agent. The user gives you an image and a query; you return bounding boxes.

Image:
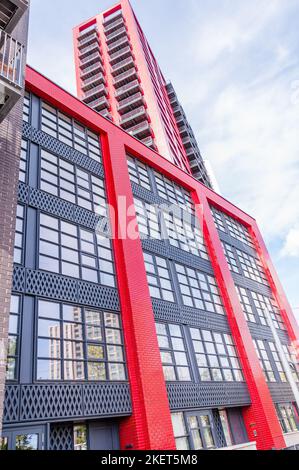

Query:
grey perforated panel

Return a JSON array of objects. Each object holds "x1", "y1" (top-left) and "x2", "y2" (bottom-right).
[
  {"x1": 167, "y1": 382, "x2": 251, "y2": 410},
  {"x1": 232, "y1": 272, "x2": 272, "y2": 297},
  {"x1": 152, "y1": 298, "x2": 230, "y2": 332},
  {"x1": 13, "y1": 266, "x2": 120, "y2": 310},
  {"x1": 268, "y1": 383, "x2": 296, "y2": 404},
  {"x1": 50, "y1": 424, "x2": 74, "y2": 451},
  {"x1": 4, "y1": 383, "x2": 131, "y2": 423}
]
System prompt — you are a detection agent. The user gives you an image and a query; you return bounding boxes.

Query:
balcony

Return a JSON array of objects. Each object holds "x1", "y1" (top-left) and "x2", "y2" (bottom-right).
[
  {"x1": 83, "y1": 84, "x2": 108, "y2": 104},
  {"x1": 109, "y1": 45, "x2": 132, "y2": 65},
  {"x1": 107, "y1": 36, "x2": 129, "y2": 54},
  {"x1": 77, "y1": 32, "x2": 99, "y2": 49},
  {"x1": 120, "y1": 106, "x2": 148, "y2": 129},
  {"x1": 0, "y1": 0, "x2": 28, "y2": 34},
  {"x1": 79, "y1": 42, "x2": 99, "y2": 60},
  {"x1": 81, "y1": 73, "x2": 105, "y2": 92},
  {"x1": 80, "y1": 52, "x2": 102, "y2": 68},
  {"x1": 118, "y1": 91, "x2": 144, "y2": 114},
  {"x1": 114, "y1": 68, "x2": 138, "y2": 88},
  {"x1": 141, "y1": 136, "x2": 157, "y2": 149},
  {"x1": 87, "y1": 96, "x2": 110, "y2": 112},
  {"x1": 115, "y1": 79, "x2": 141, "y2": 100},
  {"x1": 111, "y1": 56, "x2": 135, "y2": 76},
  {"x1": 78, "y1": 25, "x2": 97, "y2": 41},
  {"x1": 80, "y1": 62, "x2": 103, "y2": 80},
  {"x1": 100, "y1": 108, "x2": 112, "y2": 120},
  {"x1": 126, "y1": 120, "x2": 152, "y2": 139},
  {"x1": 106, "y1": 26, "x2": 127, "y2": 45},
  {"x1": 104, "y1": 16, "x2": 124, "y2": 34},
  {"x1": 103, "y1": 10, "x2": 123, "y2": 26},
  {"x1": 0, "y1": 28, "x2": 25, "y2": 121}
]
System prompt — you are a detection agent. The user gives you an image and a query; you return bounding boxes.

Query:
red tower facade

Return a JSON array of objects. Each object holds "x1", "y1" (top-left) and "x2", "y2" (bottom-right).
[{"x1": 73, "y1": 0, "x2": 209, "y2": 181}]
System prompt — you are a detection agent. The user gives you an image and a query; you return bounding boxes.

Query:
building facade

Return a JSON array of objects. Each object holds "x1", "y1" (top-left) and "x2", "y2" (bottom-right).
[
  {"x1": 73, "y1": 0, "x2": 212, "y2": 187},
  {"x1": 0, "y1": 0, "x2": 299, "y2": 452},
  {"x1": 0, "y1": 63, "x2": 298, "y2": 450},
  {"x1": 0, "y1": 0, "x2": 29, "y2": 437}
]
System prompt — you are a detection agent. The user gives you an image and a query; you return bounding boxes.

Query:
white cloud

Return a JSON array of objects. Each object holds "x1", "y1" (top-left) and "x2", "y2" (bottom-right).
[{"x1": 281, "y1": 227, "x2": 299, "y2": 257}]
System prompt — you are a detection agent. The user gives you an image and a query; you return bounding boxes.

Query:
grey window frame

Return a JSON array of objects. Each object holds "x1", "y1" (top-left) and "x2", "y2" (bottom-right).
[{"x1": 36, "y1": 299, "x2": 126, "y2": 383}]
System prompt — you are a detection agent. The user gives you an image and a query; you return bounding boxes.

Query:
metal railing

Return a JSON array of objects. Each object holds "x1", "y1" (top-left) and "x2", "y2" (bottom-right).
[
  {"x1": 80, "y1": 52, "x2": 101, "y2": 66},
  {"x1": 80, "y1": 63, "x2": 103, "y2": 78},
  {"x1": 127, "y1": 121, "x2": 151, "y2": 136},
  {"x1": 114, "y1": 68, "x2": 137, "y2": 84},
  {"x1": 84, "y1": 84, "x2": 107, "y2": 99},
  {"x1": 107, "y1": 36, "x2": 129, "y2": 52},
  {"x1": 115, "y1": 79, "x2": 140, "y2": 97},
  {"x1": 109, "y1": 45, "x2": 131, "y2": 62},
  {"x1": 112, "y1": 56, "x2": 134, "y2": 72},
  {"x1": 78, "y1": 32, "x2": 98, "y2": 48},
  {"x1": 120, "y1": 106, "x2": 146, "y2": 124},
  {"x1": 0, "y1": 29, "x2": 24, "y2": 88},
  {"x1": 104, "y1": 17, "x2": 124, "y2": 33},
  {"x1": 118, "y1": 92, "x2": 143, "y2": 109},
  {"x1": 88, "y1": 96, "x2": 109, "y2": 109},
  {"x1": 106, "y1": 26, "x2": 127, "y2": 42},
  {"x1": 82, "y1": 73, "x2": 105, "y2": 89}
]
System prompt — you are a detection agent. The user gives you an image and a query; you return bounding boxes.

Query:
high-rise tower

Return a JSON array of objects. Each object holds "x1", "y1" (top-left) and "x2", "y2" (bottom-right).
[{"x1": 73, "y1": 0, "x2": 212, "y2": 187}]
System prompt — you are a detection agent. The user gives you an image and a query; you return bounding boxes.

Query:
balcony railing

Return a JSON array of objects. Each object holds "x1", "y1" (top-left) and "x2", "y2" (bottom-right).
[
  {"x1": 0, "y1": 29, "x2": 24, "y2": 88},
  {"x1": 80, "y1": 52, "x2": 102, "y2": 67},
  {"x1": 107, "y1": 36, "x2": 129, "y2": 53},
  {"x1": 120, "y1": 106, "x2": 147, "y2": 127},
  {"x1": 80, "y1": 62, "x2": 103, "y2": 79},
  {"x1": 78, "y1": 32, "x2": 99, "y2": 49},
  {"x1": 79, "y1": 42, "x2": 99, "y2": 59},
  {"x1": 87, "y1": 96, "x2": 109, "y2": 111},
  {"x1": 111, "y1": 56, "x2": 134, "y2": 74},
  {"x1": 118, "y1": 91, "x2": 144, "y2": 112},
  {"x1": 109, "y1": 45, "x2": 131, "y2": 63},
  {"x1": 115, "y1": 79, "x2": 140, "y2": 99},
  {"x1": 104, "y1": 16, "x2": 124, "y2": 33},
  {"x1": 82, "y1": 73, "x2": 105, "y2": 91},
  {"x1": 106, "y1": 26, "x2": 127, "y2": 43},
  {"x1": 114, "y1": 68, "x2": 138, "y2": 87},
  {"x1": 83, "y1": 84, "x2": 107, "y2": 99},
  {"x1": 127, "y1": 121, "x2": 151, "y2": 138}
]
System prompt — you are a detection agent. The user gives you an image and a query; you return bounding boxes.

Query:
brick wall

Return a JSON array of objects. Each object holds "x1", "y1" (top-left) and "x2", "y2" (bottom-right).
[{"x1": 0, "y1": 10, "x2": 29, "y2": 436}]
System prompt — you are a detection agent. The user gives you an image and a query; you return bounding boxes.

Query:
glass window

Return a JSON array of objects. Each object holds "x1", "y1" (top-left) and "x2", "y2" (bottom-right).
[
  {"x1": 277, "y1": 404, "x2": 299, "y2": 433},
  {"x1": 41, "y1": 102, "x2": 102, "y2": 162},
  {"x1": 190, "y1": 328, "x2": 243, "y2": 382},
  {"x1": 224, "y1": 213, "x2": 255, "y2": 248},
  {"x1": 156, "y1": 322, "x2": 191, "y2": 382},
  {"x1": 253, "y1": 339, "x2": 277, "y2": 382},
  {"x1": 134, "y1": 198, "x2": 161, "y2": 239},
  {"x1": 171, "y1": 413, "x2": 190, "y2": 450},
  {"x1": 36, "y1": 300, "x2": 126, "y2": 382},
  {"x1": 14, "y1": 205, "x2": 25, "y2": 264},
  {"x1": 127, "y1": 156, "x2": 151, "y2": 191},
  {"x1": 143, "y1": 253, "x2": 174, "y2": 302},
  {"x1": 15, "y1": 434, "x2": 39, "y2": 451},
  {"x1": 163, "y1": 211, "x2": 209, "y2": 260},
  {"x1": 175, "y1": 264, "x2": 225, "y2": 315},
  {"x1": 236, "y1": 249, "x2": 268, "y2": 286},
  {"x1": 221, "y1": 242, "x2": 240, "y2": 274},
  {"x1": 282, "y1": 344, "x2": 299, "y2": 383},
  {"x1": 211, "y1": 206, "x2": 226, "y2": 233},
  {"x1": 38, "y1": 212, "x2": 115, "y2": 287},
  {"x1": 6, "y1": 295, "x2": 21, "y2": 381},
  {"x1": 19, "y1": 139, "x2": 28, "y2": 183},
  {"x1": 154, "y1": 171, "x2": 194, "y2": 214},
  {"x1": 74, "y1": 424, "x2": 87, "y2": 451}
]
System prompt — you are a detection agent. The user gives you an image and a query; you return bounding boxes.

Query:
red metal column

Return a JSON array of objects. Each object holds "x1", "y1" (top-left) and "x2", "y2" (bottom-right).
[
  {"x1": 251, "y1": 222, "x2": 299, "y2": 346},
  {"x1": 192, "y1": 190, "x2": 286, "y2": 450},
  {"x1": 101, "y1": 128, "x2": 176, "y2": 450}
]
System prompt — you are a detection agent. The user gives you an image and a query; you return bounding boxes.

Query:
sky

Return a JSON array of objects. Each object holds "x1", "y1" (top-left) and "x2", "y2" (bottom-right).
[{"x1": 27, "y1": 0, "x2": 299, "y2": 321}]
